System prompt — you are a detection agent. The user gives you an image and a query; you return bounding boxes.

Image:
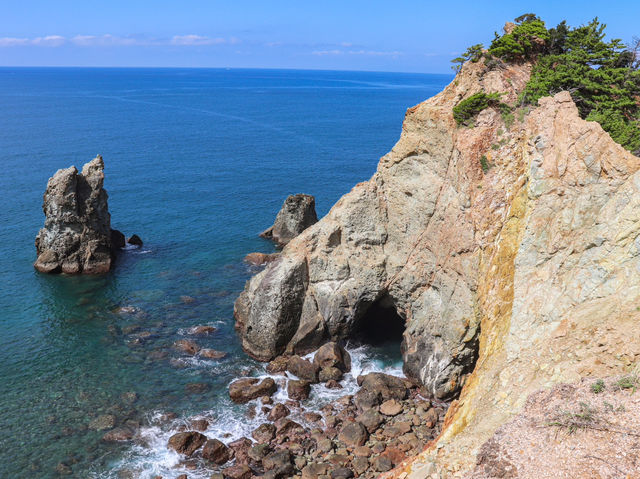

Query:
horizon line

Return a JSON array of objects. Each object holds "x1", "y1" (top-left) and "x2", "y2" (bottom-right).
[{"x1": 0, "y1": 64, "x2": 454, "y2": 76}]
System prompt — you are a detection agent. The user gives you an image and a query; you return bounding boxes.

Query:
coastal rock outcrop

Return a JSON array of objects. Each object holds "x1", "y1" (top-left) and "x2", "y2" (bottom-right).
[
  {"x1": 237, "y1": 54, "x2": 640, "y2": 476},
  {"x1": 260, "y1": 194, "x2": 318, "y2": 246},
  {"x1": 34, "y1": 155, "x2": 121, "y2": 274},
  {"x1": 235, "y1": 60, "x2": 533, "y2": 399}
]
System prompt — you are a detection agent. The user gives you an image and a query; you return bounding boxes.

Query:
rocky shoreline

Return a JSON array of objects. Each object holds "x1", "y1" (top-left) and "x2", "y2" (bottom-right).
[{"x1": 162, "y1": 343, "x2": 447, "y2": 479}]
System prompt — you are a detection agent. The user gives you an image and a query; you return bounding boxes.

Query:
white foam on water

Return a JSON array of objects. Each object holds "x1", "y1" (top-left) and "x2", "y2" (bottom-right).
[{"x1": 107, "y1": 343, "x2": 403, "y2": 478}]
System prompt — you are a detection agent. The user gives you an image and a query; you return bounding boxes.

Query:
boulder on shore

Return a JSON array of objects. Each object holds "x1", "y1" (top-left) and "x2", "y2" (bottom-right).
[
  {"x1": 260, "y1": 194, "x2": 318, "y2": 246},
  {"x1": 127, "y1": 234, "x2": 143, "y2": 247},
  {"x1": 167, "y1": 431, "x2": 207, "y2": 456},
  {"x1": 34, "y1": 156, "x2": 119, "y2": 274},
  {"x1": 229, "y1": 377, "x2": 277, "y2": 403}
]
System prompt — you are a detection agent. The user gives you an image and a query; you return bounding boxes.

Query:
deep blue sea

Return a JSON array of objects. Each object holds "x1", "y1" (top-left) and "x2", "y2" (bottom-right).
[{"x1": 0, "y1": 67, "x2": 451, "y2": 478}]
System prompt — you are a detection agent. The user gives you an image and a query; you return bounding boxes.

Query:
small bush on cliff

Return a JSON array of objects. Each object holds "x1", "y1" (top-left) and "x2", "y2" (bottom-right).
[
  {"x1": 453, "y1": 92, "x2": 509, "y2": 126},
  {"x1": 451, "y1": 44, "x2": 484, "y2": 73},
  {"x1": 591, "y1": 379, "x2": 605, "y2": 394}
]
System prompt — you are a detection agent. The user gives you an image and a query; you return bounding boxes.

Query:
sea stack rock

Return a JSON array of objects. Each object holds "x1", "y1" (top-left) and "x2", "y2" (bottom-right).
[
  {"x1": 34, "y1": 155, "x2": 120, "y2": 274},
  {"x1": 260, "y1": 194, "x2": 318, "y2": 246}
]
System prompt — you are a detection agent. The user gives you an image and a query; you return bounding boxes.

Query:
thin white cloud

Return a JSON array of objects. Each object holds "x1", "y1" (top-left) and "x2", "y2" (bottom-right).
[
  {"x1": 312, "y1": 49, "x2": 403, "y2": 57},
  {"x1": 32, "y1": 35, "x2": 66, "y2": 47},
  {"x1": 0, "y1": 35, "x2": 66, "y2": 47},
  {"x1": 171, "y1": 35, "x2": 227, "y2": 46},
  {"x1": 0, "y1": 34, "x2": 237, "y2": 48},
  {"x1": 0, "y1": 37, "x2": 30, "y2": 47},
  {"x1": 71, "y1": 34, "x2": 142, "y2": 46}
]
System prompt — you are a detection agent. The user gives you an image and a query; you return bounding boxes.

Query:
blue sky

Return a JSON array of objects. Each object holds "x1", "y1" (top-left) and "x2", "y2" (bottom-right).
[{"x1": 0, "y1": 0, "x2": 638, "y2": 72}]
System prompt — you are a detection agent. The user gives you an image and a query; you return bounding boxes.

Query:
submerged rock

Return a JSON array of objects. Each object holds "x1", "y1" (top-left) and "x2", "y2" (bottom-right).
[
  {"x1": 260, "y1": 194, "x2": 318, "y2": 246},
  {"x1": 34, "y1": 156, "x2": 119, "y2": 274},
  {"x1": 88, "y1": 414, "x2": 116, "y2": 431}
]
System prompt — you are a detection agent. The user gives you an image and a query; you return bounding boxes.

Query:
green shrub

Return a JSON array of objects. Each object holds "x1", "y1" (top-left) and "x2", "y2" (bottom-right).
[
  {"x1": 451, "y1": 44, "x2": 485, "y2": 73},
  {"x1": 453, "y1": 92, "x2": 509, "y2": 126},
  {"x1": 488, "y1": 17, "x2": 549, "y2": 61},
  {"x1": 480, "y1": 155, "x2": 490, "y2": 172},
  {"x1": 591, "y1": 379, "x2": 605, "y2": 394},
  {"x1": 502, "y1": 111, "x2": 515, "y2": 128}
]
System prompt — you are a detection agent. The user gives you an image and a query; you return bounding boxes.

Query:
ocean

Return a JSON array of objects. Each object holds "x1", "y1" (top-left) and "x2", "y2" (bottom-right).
[{"x1": 0, "y1": 67, "x2": 451, "y2": 478}]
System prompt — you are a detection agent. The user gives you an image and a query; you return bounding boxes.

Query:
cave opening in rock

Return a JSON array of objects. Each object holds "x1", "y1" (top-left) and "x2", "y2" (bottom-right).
[{"x1": 352, "y1": 294, "x2": 405, "y2": 346}]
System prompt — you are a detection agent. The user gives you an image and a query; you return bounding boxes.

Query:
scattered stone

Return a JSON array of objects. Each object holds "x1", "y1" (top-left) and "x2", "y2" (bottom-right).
[
  {"x1": 221, "y1": 464, "x2": 252, "y2": 479},
  {"x1": 275, "y1": 418, "x2": 305, "y2": 440},
  {"x1": 381, "y1": 446, "x2": 406, "y2": 466},
  {"x1": 229, "y1": 377, "x2": 277, "y2": 403},
  {"x1": 423, "y1": 407, "x2": 439, "y2": 428},
  {"x1": 263, "y1": 450, "x2": 294, "y2": 476},
  {"x1": 326, "y1": 379, "x2": 343, "y2": 389},
  {"x1": 316, "y1": 437, "x2": 334, "y2": 453},
  {"x1": 266, "y1": 355, "x2": 290, "y2": 374},
  {"x1": 313, "y1": 342, "x2": 351, "y2": 372},
  {"x1": 200, "y1": 349, "x2": 227, "y2": 359},
  {"x1": 355, "y1": 409, "x2": 383, "y2": 433},
  {"x1": 248, "y1": 443, "x2": 271, "y2": 462},
  {"x1": 174, "y1": 339, "x2": 201, "y2": 355},
  {"x1": 55, "y1": 462, "x2": 73, "y2": 475},
  {"x1": 352, "y1": 456, "x2": 369, "y2": 474},
  {"x1": 120, "y1": 391, "x2": 138, "y2": 404},
  {"x1": 338, "y1": 422, "x2": 368, "y2": 447},
  {"x1": 185, "y1": 382, "x2": 210, "y2": 394},
  {"x1": 380, "y1": 399, "x2": 403, "y2": 416},
  {"x1": 202, "y1": 438, "x2": 230, "y2": 465},
  {"x1": 287, "y1": 355, "x2": 320, "y2": 382},
  {"x1": 127, "y1": 234, "x2": 143, "y2": 247},
  {"x1": 330, "y1": 467, "x2": 354, "y2": 479},
  {"x1": 101, "y1": 427, "x2": 134, "y2": 442},
  {"x1": 228, "y1": 437, "x2": 252, "y2": 464},
  {"x1": 303, "y1": 411, "x2": 323, "y2": 423},
  {"x1": 252, "y1": 423, "x2": 276, "y2": 443},
  {"x1": 287, "y1": 379, "x2": 311, "y2": 400},
  {"x1": 189, "y1": 418, "x2": 209, "y2": 431},
  {"x1": 267, "y1": 403, "x2": 290, "y2": 421},
  {"x1": 167, "y1": 431, "x2": 207, "y2": 456},
  {"x1": 319, "y1": 367, "x2": 343, "y2": 382},
  {"x1": 383, "y1": 421, "x2": 412, "y2": 438},
  {"x1": 88, "y1": 414, "x2": 116, "y2": 431},
  {"x1": 372, "y1": 455, "x2": 393, "y2": 472},
  {"x1": 260, "y1": 194, "x2": 318, "y2": 246},
  {"x1": 302, "y1": 463, "x2": 329, "y2": 479},
  {"x1": 358, "y1": 373, "x2": 408, "y2": 402},
  {"x1": 189, "y1": 325, "x2": 216, "y2": 335},
  {"x1": 354, "y1": 389, "x2": 379, "y2": 411}
]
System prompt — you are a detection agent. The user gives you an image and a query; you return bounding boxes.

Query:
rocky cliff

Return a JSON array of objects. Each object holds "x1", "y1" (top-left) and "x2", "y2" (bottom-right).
[
  {"x1": 236, "y1": 56, "x2": 640, "y2": 476},
  {"x1": 34, "y1": 155, "x2": 118, "y2": 274}
]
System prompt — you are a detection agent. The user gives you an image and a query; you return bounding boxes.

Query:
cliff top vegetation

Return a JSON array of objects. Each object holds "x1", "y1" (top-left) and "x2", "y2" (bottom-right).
[{"x1": 452, "y1": 14, "x2": 640, "y2": 154}]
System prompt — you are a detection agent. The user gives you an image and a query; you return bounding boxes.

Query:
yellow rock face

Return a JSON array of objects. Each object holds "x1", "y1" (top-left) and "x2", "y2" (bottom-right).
[{"x1": 387, "y1": 63, "x2": 640, "y2": 477}]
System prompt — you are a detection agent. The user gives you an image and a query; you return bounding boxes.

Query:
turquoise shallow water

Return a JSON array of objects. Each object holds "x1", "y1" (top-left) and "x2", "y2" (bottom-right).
[{"x1": 0, "y1": 67, "x2": 451, "y2": 478}]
